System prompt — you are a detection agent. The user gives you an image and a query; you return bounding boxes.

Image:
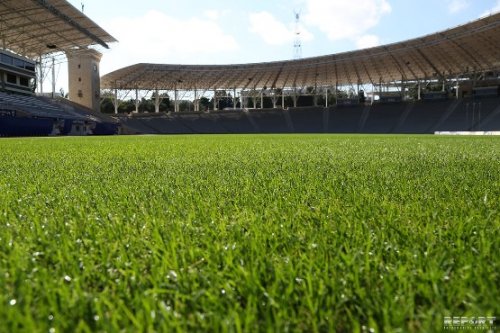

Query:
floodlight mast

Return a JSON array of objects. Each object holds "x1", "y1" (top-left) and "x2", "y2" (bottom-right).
[{"x1": 293, "y1": 10, "x2": 302, "y2": 60}]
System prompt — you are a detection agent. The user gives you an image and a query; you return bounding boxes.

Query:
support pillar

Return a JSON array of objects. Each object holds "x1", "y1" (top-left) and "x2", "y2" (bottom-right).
[
  {"x1": 174, "y1": 88, "x2": 179, "y2": 112},
  {"x1": 282, "y1": 90, "x2": 285, "y2": 109},
  {"x1": 135, "y1": 88, "x2": 139, "y2": 113},
  {"x1": 213, "y1": 90, "x2": 217, "y2": 111},
  {"x1": 114, "y1": 88, "x2": 118, "y2": 114},
  {"x1": 194, "y1": 89, "x2": 199, "y2": 112},
  {"x1": 232, "y1": 88, "x2": 236, "y2": 109},
  {"x1": 260, "y1": 90, "x2": 264, "y2": 109},
  {"x1": 51, "y1": 57, "x2": 56, "y2": 98},
  {"x1": 335, "y1": 82, "x2": 338, "y2": 104},
  {"x1": 325, "y1": 87, "x2": 328, "y2": 108},
  {"x1": 39, "y1": 55, "x2": 44, "y2": 94},
  {"x1": 417, "y1": 82, "x2": 421, "y2": 100},
  {"x1": 313, "y1": 83, "x2": 318, "y2": 106},
  {"x1": 155, "y1": 89, "x2": 160, "y2": 113}
]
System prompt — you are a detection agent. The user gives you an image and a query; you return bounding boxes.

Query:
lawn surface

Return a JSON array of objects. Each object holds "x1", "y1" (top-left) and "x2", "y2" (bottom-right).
[{"x1": 0, "y1": 134, "x2": 498, "y2": 332}]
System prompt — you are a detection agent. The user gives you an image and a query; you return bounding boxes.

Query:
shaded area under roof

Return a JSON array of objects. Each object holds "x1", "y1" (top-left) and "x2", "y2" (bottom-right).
[
  {"x1": 0, "y1": 0, "x2": 117, "y2": 58},
  {"x1": 102, "y1": 12, "x2": 500, "y2": 91}
]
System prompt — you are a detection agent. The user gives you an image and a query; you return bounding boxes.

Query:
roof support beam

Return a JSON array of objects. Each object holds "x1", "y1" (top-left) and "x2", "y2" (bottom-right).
[{"x1": 31, "y1": 0, "x2": 110, "y2": 49}]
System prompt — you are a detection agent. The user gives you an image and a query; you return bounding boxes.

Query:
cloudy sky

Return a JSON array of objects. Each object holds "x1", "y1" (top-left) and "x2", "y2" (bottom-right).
[{"x1": 49, "y1": 0, "x2": 500, "y2": 93}]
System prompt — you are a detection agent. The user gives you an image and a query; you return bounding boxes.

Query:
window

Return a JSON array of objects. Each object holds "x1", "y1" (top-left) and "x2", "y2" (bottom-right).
[
  {"x1": 78, "y1": 77, "x2": 81, "y2": 82},
  {"x1": 78, "y1": 64, "x2": 81, "y2": 69},
  {"x1": 1, "y1": 54, "x2": 13, "y2": 65},
  {"x1": 14, "y1": 59, "x2": 24, "y2": 68},
  {"x1": 6, "y1": 74, "x2": 17, "y2": 84},
  {"x1": 19, "y1": 77, "x2": 29, "y2": 87},
  {"x1": 93, "y1": 64, "x2": 97, "y2": 72},
  {"x1": 25, "y1": 63, "x2": 35, "y2": 72}
]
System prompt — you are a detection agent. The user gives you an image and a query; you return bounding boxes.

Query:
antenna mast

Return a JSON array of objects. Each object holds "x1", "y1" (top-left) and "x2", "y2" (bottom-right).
[{"x1": 293, "y1": 10, "x2": 302, "y2": 59}]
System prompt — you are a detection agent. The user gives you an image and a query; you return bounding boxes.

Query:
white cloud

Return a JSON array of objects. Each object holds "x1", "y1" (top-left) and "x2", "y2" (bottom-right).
[
  {"x1": 356, "y1": 35, "x2": 380, "y2": 49},
  {"x1": 480, "y1": 0, "x2": 500, "y2": 17},
  {"x1": 203, "y1": 9, "x2": 230, "y2": 21},
  {"x1": 100, "y1": 10, "x2": 238, "y2": 72},
  {"x1": 303, "y1": 0, "x2": 391, "y2": 41},
  {"x1": 248, "y1": 11, "x2": 313, "y2": 46},
  {"x1": 447, "y1": 0, "x2": 469, "y2": 14}
]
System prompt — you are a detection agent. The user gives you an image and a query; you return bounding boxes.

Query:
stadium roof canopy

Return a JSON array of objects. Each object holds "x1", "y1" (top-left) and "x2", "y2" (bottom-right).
[
  {"x1": 102, "y1": 12, "x2": 500, "y2": 92},
  {"x1": 0, "y1": 0, "x2": 117, "y2": 59}
]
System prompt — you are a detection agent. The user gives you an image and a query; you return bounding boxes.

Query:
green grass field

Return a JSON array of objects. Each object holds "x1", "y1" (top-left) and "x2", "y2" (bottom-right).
[{"x1": 0, "y1": 134, "x2": 498, "y2": 332}]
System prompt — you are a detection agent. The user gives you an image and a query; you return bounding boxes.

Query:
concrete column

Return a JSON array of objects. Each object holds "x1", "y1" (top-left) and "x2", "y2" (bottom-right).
[
  {"x1": 174, "y1": 88, "x2": 179, "y2": 112},
  {"x1": 260, "y1": 90, "x2": 264, "y2": 109},
  {"x1": 194, "y1": 89, "x2": 199, "y2": 112},
  {"x1": 213, "y1": 90, "x2": 217, "y2": 111},
  {"x1": 314, "y1": 83, "x2": 318, "y2": 106},
  {"x1": 51, "y1": 57, "x2": 56, "y2": 98},
  {"x1": 135, "y1": 88, "x2": 139, "y2": 113},
  {"x1": 114, "y1": 88, "x2": 118, "y2": 114},
  {"x1": 325, "y1": 87, "x2": 328, "y2": 108},
  {"x1": 39, "y1": 55, "x2": 44, "y2": 94},
  {"x1": 155, "y1": 88, "x2": 160, "y2": 113},
  {"x1": 335, "y1": 82, "x2": 338, "y2": 104}
]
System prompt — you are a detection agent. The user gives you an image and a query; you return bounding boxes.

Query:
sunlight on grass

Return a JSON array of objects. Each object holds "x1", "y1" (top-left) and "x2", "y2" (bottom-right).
[{"x1": 0, "y1": 134, "x2": 498, "y2": 332}]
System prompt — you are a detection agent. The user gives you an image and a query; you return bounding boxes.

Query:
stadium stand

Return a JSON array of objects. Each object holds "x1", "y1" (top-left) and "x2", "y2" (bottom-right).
[
  {"x1": 362, "y1": 103, "x2": 406, "y2": 133},
  {"x1": 0, "y1": 91, "x2": 120, "y2": 136},
  {"x1": 0, "y1": 0, "x2": 117, "y2": 137},
  {"x1": 247, "y1": 109, "x2": 292, "y2": 133},
  {"x1": 288, "y1": 107, "x2": 324, "y2": 133},
  {"x1": 118, "y1": 96, "x2": 500, "y2": 135},
  {"x1": 212, "y1": 111, "x2": 258, "y2": 133},
  {"x1": 327, "y1": 105, "x2": 365, "y2": 133},
  {"x1": 1, "y1": 1, "x2": 498, "y2": 137}
]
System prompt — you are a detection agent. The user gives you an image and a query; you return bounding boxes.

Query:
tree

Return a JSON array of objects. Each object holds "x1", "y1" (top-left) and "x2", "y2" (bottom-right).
[{"x1": 198, "y1": 97, "x2": 210, "y2": 111}]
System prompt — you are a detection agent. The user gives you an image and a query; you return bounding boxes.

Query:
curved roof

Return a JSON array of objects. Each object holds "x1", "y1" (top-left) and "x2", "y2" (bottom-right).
[
  {"x1": 102, "y1": 12, "x2": 500, "y2": 91},
  {"x1": 0, "y1": 0, "x2": 116, "y2": 58}
]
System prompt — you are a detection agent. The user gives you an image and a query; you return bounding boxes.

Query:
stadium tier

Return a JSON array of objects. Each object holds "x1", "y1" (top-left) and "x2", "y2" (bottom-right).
[
  {"x1": 0, "y1": 1, "x2": 499, "y2": 136},
  {"x1": 0, "y1": 91, "x2": 120, "y2": 136},
  {"x1": 117, "y1": 97, "x2": 500, "y2": 135}
]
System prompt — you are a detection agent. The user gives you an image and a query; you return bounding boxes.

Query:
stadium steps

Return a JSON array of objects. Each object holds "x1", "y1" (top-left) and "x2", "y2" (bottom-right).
[
  {"x1": 473, "y1": 99, "x2": 500, "y2": 131},
  {"x1": 357, "y1": 105, "x2": 372, "y2": 132},
  {"x1": 362, "y1": 103, "x2": 407, "y2": 133},
  {"x1": 214, "y1": 112, "x2": 257, "y2": 133},
  {"x1": 397, "y1": 100, "x2": 450, "y2": 133},
  {"x1": 288, "y1": 107, "x2": 324, "y2": 133},
  {"x1": 246, "y1": 109, "x2": 291, "y2": 133},
  {"x1": 391, "y1": 103, "x2": 415, "y2": 133},
  {"x1": 121, "y1": 117, "x2": 160, "y2": 134},
  {"x1": 327, "y1": 105, "x2": 364, "y2": 133},
  {"x1": 322, "y1": 108, "x2": 329, "y2": 133},
  {"x1": 283, "y1": 109, "x2": 295, "y2": 132},
  {"x1": 429, "y1": 99, "x2": 463, "y2": 132},
  {"x1": 0, "y1": 91, "x2": 84, "y2": 120}
]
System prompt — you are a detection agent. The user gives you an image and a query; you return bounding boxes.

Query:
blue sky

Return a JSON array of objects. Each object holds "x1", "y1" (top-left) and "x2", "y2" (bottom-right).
[{"x1": 50, "y1": 0, "x2": 500, "y2": 93}]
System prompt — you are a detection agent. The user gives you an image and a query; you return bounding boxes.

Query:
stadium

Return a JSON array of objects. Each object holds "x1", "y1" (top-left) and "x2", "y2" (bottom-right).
[
  {"x1": 0, "y1": 1, "x2": 499, "y2": 135},
  {"x1": 0, "y1": 1, "x2": 499, "y2": 332}
]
